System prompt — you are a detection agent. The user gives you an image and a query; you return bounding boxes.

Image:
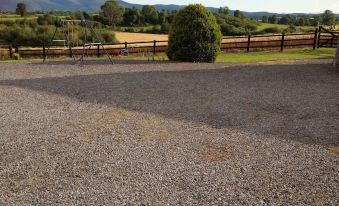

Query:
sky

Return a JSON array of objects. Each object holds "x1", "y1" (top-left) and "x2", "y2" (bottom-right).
[{"x1": 127, "y1": 0, "x2": 339, "y2": 13}]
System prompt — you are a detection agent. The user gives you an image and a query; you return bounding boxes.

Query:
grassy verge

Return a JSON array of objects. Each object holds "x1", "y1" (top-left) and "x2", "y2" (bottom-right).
[
  {"x1": 116, "y1": 48, "x2": 335, "y2": 63},
  {"x1": 216, "y1": 48, "x2": 336, "y2": 63},
  {"x1": 0, "y1": 48, "x2": 335, "y2": 64}
]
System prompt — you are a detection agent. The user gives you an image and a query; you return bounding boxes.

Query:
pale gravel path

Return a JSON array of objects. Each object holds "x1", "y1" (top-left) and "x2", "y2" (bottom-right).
[{"x1": 0, "y1": 59, "x2": 338, "y2": 205}]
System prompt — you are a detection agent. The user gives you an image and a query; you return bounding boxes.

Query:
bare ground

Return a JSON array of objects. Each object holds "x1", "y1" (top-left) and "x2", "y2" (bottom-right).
[{"x1": 0, "y1": 59, "x2": 338, "y2": 205}]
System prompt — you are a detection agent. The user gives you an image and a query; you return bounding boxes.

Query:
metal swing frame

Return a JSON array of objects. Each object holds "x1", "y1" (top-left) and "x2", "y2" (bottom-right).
[{"x1": 43, "y1": 20, "x2": 113, "y2": 64}]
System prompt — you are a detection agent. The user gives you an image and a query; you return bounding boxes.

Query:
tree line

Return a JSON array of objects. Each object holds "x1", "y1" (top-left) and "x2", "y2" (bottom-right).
[
  {"x1": 261, "y1": 10, "x2": 337, "y2": 28},
  {"x1": 1, "y1": 0, "x2": 338, "y2": 47}
]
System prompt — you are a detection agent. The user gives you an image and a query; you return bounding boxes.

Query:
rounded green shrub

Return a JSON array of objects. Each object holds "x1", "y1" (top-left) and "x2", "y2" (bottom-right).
[{"x1": 166, "y1": 4, "x2": 222, "y2": 62}]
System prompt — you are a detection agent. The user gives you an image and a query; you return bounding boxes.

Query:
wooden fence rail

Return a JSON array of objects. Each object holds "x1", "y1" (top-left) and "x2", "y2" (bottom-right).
[{"x1": 0, "y1": 28, "x2": 338, "y2": 59}]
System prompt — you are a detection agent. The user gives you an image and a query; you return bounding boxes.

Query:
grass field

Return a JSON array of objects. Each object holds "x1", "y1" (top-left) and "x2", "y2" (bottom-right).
[
  {"x1": 0, "y1": 14, "x2": 38, "y2": 22},
  {"x1": 83, "y1": 48, "x2": 336, "y2": 63},
  {"x1": 257, "y1": 23, "x2": 315, "y2": 32},
  {"x1": 216, "y1": 48, "x2": 336, "y2": 63},
  {"x1": 1, "y1": 48, "x2": 334, "y2": 64}
]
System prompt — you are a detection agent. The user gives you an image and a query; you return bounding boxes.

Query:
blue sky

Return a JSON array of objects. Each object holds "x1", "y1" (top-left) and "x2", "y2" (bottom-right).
[{"x1": 127, "y1": 0, "x2": 339, "y2": 13}]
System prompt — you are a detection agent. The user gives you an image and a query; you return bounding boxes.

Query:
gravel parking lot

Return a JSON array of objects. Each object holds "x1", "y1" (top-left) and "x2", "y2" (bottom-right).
[{"x1": 0, "y1": 59, "x2": 338, "y2": 205}]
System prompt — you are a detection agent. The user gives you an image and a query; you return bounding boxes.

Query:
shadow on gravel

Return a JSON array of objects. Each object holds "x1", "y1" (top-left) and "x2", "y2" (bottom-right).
[
  {"x1": 31, "y1": 59, "x2": 170, "y2": 66},
  {"x1": 1, "y1": 63, "x2": 338, "y2": 146}
]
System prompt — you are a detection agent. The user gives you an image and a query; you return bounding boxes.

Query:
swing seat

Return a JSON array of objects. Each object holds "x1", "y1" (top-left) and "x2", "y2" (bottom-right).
[{"x1": 52, "y1": 40, "x2": 66, "y2": 42}]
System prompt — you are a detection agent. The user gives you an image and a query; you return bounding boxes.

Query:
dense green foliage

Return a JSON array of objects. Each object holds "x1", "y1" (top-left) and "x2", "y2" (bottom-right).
[
  {"x1": 215, "y1": 13, "x2": 258, "y2": 35},
  {"x1": 0, "y1": 14, "x2": 117, "y2": 46},
  {"x1": 167, "y1": 4, "x2": 222, "y2": 62},
  {"x1": 100, "y1": 0, "x2": 124, "y2": 26}
]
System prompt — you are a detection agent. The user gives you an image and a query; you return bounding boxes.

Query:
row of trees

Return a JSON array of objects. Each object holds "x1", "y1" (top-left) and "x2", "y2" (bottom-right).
[
  {"x1": 14, "y1": 1, "x2": 338, "y2": 29},
  {"x1": 99, "y1": 1, "x2": 176, "y2": 26},
  {"x1": 8, "y1": 1, "x2": 339, "y2": 38},
  {"x1": 262, "y1": 10, "x2": 337, "y2": 28}
]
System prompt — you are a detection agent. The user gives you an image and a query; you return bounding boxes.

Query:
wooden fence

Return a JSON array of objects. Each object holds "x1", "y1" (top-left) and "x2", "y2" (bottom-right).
[{"x1": 0, "y1": 27, "x2": 338, "y2": 59}]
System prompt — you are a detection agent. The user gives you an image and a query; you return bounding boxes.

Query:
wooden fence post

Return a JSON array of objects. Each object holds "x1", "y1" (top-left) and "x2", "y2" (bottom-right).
[
  {"x1": 124, "y1": 41, "x2": 128, "y2": 56},
  {"x1": 317, "y1": 26, "x2": 322, "y2": 48},
  {"x1": 335, "y1": 34, "x2": 339, "y2": 72},
  {"x1": 9, "y1": 46, "x2": 12, "y2": 58},
  {"x1": 42, "y1": 44, "x2": 46, "y2": 59},
  {"x1": 280, "y1": 33, "x2": 285, "y2": 52},
  {"x1": 313, "y1": 28, "x2": 318, "y2": 50},
  {"x1": 69, "y1": 46, "x2": 72, "y2": 58},
  {"x1": 153, "y1": 40, "x2": 157, "y2": 56},
  {"x1": 97, "y1": 44, "x2": 100, "y2": 57},
  {"x1": 247, "y1": 35, "x2": 251, "y2": 53}
]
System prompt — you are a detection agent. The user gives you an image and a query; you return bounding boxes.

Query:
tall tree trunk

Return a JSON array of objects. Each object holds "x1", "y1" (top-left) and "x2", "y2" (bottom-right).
[{"x1": 335, "y1": 35, "x2": 339, "y2": 72}]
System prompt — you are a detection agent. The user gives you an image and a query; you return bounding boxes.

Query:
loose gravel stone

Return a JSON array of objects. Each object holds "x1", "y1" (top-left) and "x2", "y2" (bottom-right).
[{"x1": 0, "y1": 59, "x2": 338, "y2": 205}]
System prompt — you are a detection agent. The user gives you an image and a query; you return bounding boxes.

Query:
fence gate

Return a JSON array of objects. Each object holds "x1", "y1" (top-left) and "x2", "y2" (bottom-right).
[{"x1": 318, "y1": 26, "x2": 339, "y2": 48}]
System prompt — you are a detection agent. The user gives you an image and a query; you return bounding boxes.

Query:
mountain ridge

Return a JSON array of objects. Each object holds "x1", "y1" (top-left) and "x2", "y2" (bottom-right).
[{"x1": 0, "y1": 0, "x2": 338, "y2": 18}]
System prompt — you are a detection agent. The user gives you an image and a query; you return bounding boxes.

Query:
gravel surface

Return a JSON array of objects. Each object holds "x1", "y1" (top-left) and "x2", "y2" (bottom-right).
[{"x1": 0, "y1": 59, "x2": 338, "y2": 205}]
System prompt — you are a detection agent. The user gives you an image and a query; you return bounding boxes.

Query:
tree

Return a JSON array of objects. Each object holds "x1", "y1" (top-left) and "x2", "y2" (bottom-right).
[
  {"x1": 100, "y1": 0, "x2": 124, "y2": 26},
  {"x1": 310, "y1": 15, "x2": 321, "y2": 27},
  {"x1": 141, "y1": 5, "x2": 158, "y2": 24},
  {"x1": 219, "y1": 7, "x2": 230, "y2": 16},
  {"x1": 268, "y1": 15, "x2": 277, "y2": 24},
  {"x1": 321, "y1": 10, "x2": 336, "y2": 28},
  {"x1": 262, "y1": 16, "x2": 268, "y2": 23},
  {"x1": 167, "y1": 4, "x2": 222, "y2": 62},
  {"x1": 234, "y1": 10, "x2": 245, "y2": 19},
  {"x1": 278, "y1": 16, "x2": 289, "y2": 24},
  {"x1": 16, "y1": 3, "x2": 26, "y2": 17},
  {"x1": 158, "y1": 11, "x2": 167, "y2": 24},
  {"x1": 123, "y1": 7, "x2": 141, "y2": 26}
]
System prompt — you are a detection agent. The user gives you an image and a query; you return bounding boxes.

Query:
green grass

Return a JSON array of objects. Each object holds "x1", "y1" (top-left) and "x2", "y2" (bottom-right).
[
  {"x1": 216, "y1": 48, "x2": 336, "y2": 63},
  {"x1": 257, "y1": 23, "x2": 289, "y2": 30},
  {"x1": 1, "y1": 48, "x2": 335, "y2": 64},
  {"x1": 114, "y1": 48, "x2": 336, "y2": 63},
  {"x1": 257, "y1": 23, "x2": 315, "y2": 33}
]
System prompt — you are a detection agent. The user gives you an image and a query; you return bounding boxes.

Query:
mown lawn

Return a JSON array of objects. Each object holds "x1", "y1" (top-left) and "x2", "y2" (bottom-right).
[
  {"x1": 1, "y1": 48, "x2": 336, "y2": 64},
  {"x1": 216, "y1": 48, "x2": 336, "y2": 63},
  {"x1": 102, "y1": 48, "x2": 336, "y2": 63}
]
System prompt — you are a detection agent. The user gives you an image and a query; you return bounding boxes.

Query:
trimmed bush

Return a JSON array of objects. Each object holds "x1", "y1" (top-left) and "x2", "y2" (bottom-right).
[{"x1": 166, "y1": 4, "x2": 222, "y2": 62}]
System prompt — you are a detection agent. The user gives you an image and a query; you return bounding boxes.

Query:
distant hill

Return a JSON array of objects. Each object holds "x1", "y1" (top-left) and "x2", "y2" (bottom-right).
[{"x1": 0, "y1": 0, "x2": 338, "y2": 18}]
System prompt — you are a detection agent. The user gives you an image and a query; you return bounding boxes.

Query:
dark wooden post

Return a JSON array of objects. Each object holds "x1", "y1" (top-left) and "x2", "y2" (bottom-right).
[
  {"x1": 335, "y1": 35, "x2": 339, "y2": 72},
  {"x1": 124, "y1": 41, "x2": 128, "y2": 55},
  {"x1": 280, "y1": 33, "x2": 285, "y2": 52},
  {"x1": 317, "y1": 26, "x2": 322, "y2": 48},
  {"x1": 153, "y1": 40, "x2": 157, "y2": 56},
  {"x1": 42, "y1": 44, "x2": 46, "y2": 59},
  {"x1": 69, "y1": 46, "x2": 72, "y2": 58},
  {"x1": 247, "y1": 35, "x2": 251, "y2": 53},
  {"x1": 313, "y1": 28, "x2": 318, "y2": 50},
  {"x1": 97, "y1": 44, "x2": 100, "y2": 57},
  {"x1": 9, "y1": 46, "x2": 12, "y2": 59}
]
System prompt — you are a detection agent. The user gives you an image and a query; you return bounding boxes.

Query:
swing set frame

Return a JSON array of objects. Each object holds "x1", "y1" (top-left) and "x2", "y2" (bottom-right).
[{"x1": 43, "y1": 20, "x2": 113, "y2": 64}]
